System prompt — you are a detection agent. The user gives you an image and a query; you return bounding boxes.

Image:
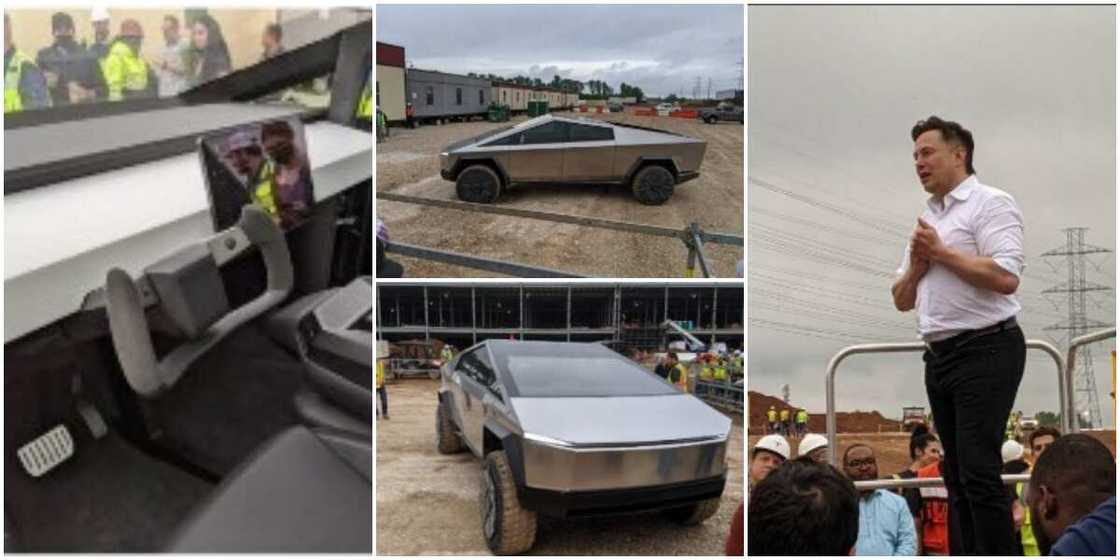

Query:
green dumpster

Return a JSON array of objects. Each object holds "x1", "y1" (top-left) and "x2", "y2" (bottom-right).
[{"x1": 528, "y1": 100, "x2": 549, "y2": 117}]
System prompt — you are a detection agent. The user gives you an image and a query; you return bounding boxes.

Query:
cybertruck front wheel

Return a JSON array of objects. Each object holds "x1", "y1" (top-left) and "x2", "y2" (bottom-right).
[
  {"x1": 665, "y1": 496, "x2": 721, "y2": 525},
  {"x1": 435, "y1": 401, "x2": 464, "y2": 454},
  {"x1": 456, "y1": 165, "x2": 503, "y2": 203},
  {"x1": 480, "y1": 451, "x2": 537, "y2": 555},
  {"x1": 631, "y1": 165, "x2": 676, "y2": 205}
]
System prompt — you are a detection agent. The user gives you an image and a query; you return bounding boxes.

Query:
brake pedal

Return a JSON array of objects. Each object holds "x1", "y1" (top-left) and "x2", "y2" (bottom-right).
[{"x1": 17, "y1": 425, "x2": 75, "y2": 477}]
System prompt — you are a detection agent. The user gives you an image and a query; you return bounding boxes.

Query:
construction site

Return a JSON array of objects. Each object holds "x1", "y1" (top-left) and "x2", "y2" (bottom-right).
[
  {"x1": 376, "y1": 109, "x2": 743, "y2": 278},
  {"x1": 375, "y1": 282, "x2": 744, "y2": 555}
]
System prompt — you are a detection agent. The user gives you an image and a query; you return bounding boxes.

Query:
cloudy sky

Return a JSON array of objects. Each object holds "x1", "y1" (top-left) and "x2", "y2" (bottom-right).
[
  {"x1": 748, "y1": 5, "x2": 1116, "y2": 427},
  {"x1": 376, "y1": 4, "x2": 743, "y2": 98}
]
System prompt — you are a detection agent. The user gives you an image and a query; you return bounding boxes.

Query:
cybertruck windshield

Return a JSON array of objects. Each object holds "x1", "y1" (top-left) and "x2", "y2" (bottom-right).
[{"x1": 490, "y1": 342, "x2": 678, "y2": 398}]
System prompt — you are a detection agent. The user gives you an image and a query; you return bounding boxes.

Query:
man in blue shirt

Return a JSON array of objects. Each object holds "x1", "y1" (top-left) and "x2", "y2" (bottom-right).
[
  {"x1": 1027, "y1": 434, "x2": 1115, "y2": 556},
  {"x1": 844, "y1": 444, "x2": 918, "y2": 555}
]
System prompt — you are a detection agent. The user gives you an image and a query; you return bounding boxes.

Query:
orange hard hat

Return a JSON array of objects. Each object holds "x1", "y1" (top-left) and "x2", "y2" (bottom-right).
[{"x1": 119, "y1": 19, "x2": 143, "y2": 38}]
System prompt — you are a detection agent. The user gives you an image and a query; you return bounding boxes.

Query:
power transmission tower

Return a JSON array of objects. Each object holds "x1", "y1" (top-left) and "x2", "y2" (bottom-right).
[
  {"x1": 1041, "y1": 227, "x2": 1112, "y2": 428},
  {"x1": 693, "y1": 76, "x2": 701, "y2": 100},
  {"x1": 707, "y1": 77, "x2": 712, "y2": 100}
]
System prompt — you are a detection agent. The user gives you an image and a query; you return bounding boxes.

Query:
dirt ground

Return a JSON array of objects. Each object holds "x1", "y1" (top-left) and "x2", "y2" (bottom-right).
[
  {"x1": 747, "y1": 431, "x2": 1117, "y2": 476},
  {"x1": 376, "y1": 378, "x2": 745, "y2": 555},
  {"x1": 376, "y1": 111, "x2": 744, "y2": 278}
]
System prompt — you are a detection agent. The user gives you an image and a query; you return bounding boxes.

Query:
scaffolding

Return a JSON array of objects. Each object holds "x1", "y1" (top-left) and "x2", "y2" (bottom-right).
[{"x1": 376, "y1": 283, "x2": 744, "y2": 351}]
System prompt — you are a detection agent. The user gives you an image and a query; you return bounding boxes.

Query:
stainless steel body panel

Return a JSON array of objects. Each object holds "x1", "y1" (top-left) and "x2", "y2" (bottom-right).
[
  {"x1": 510, "y1": 395, "x2": 730, "y2": 446},
  {"x1": 562, "y1": 142, "x2": 615, "y2": 181},
  {"x1": 520, "y1": 436, "x2": 727, "y2": 492},
  {"x1": 503, "y1": 146, "x2": 565, "y2": 182}
]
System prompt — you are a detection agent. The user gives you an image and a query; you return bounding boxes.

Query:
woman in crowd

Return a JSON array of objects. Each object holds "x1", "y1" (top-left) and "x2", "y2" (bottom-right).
[{"x1": 186, "y1": 14, "x2": 230, "y2": 86}]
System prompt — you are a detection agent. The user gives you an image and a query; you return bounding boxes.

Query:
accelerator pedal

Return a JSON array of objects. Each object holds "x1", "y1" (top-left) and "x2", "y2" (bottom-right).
[{"x1": 17, "y1": 425, "x2": 75, "y2": 477}]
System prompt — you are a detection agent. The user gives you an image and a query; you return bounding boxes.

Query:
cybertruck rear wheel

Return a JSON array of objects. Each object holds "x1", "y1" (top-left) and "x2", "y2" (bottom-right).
[
  {"x1": 666, "y1": 496, "x2": 721, "y2": 525},
  {"x1": 456, "y1": 165, "x2": 503, "y2": 204},
  {"x1": 436, "y1": 401, "x2": 464, "y2": 454},
  {"x1": 480, "y1": 451, "x2": 537, "y2": 555},
  {"x1": 631, "y1": 165, "x2": 676, "y2": 205}
]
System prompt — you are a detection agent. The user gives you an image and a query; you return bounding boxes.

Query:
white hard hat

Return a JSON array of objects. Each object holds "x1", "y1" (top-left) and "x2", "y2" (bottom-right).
[
  {"x1": 91, "y1": 7, "x2": 110, "y2": 22},
  {"x1": 798, "y1": 433, "x2": 829, "y2": 457},
  {"x1": 1001, "y1": 440, "x2": 1025, "y2": 463},
  {"x1": 753, "y1": 434, "x2": 791, "y2": 460}
]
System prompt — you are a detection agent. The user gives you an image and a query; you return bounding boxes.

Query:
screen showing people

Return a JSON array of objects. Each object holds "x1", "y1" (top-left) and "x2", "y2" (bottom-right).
[{"x1": 199, "y1": 117, "x2": 314, "y2": 231}]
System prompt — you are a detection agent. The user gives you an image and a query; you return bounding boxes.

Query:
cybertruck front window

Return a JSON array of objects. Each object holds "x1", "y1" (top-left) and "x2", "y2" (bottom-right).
[
  {"x1": 4, "y1": 7, "x2": 369, "y2": 115},
  {"x1": 499, "y1": 348, "x2": 678, "y2": 398}
]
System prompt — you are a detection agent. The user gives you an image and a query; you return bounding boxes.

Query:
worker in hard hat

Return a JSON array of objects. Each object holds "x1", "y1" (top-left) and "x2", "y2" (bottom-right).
[
  {"x1": 779, "y1": 407, "x2": 791, "y2": 437},
  {"x1": 100, "y1": 19, "x2": 156, "y2": 101},
  {"x1": 666, "y1": 352, "x2": 688, "y2": 392},
  {"x1": 766, "y1": 405, "x2": 778, "y2": 435},
  {"x1": 795, "y1": 408, "x2": 809, "y2": 437},
  {"x1": 750, "y1": 434, "x2": 790, "y2": 488},
  {"x1": 798, "y1": 433, "x2": 829, "y2": 463},
  {"x1": 1002, "y1": 437, "x2": 1043, "y2": 556},
  {"x1": 89, "y1": 7, "x2": 111, "y2": 59},
  {"x1": 5, "y1": 14, "x2": 52, "y2": 113}
]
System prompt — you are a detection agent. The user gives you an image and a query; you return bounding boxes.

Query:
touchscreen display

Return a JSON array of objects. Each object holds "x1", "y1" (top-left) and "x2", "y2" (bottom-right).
[{"x1": 199, "y1": 117, "x2": 314, "y2": 232}]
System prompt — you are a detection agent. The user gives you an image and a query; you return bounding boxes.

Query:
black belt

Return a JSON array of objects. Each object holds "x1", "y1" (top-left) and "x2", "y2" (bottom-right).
[{"x1": 925, "y1": 316, "x2": 1018, "y2": 357}]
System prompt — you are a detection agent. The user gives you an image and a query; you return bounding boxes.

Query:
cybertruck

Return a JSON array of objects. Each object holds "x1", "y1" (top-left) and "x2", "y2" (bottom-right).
[
  {"x1": 439, "y1": 114, "x2": 706, "y2": 205},
  {"x1": 436, "y1": 340, "x2": 730, "y2": 555}
]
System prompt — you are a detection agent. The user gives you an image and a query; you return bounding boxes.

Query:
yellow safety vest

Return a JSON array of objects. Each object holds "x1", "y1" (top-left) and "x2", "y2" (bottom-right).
[
  {"x1": 5, "y1": 49, "x2": 32, "y2": 113},
  {"x1": 700, "y1": 366, "x2": 713, "y2": 379},
  {"x1": 100, "y1": 42, "x2": 148, "y2": 101},
  {"x1": 780, "y1": 410, "x2": 790, "y2": 421},
  {"x1": 250, "y1": 160, "x2": 279, "y2": 221},
  {"x1": 767, "y1": 409, "x2": 777, "y2": 422},
  {"x1": 714, "y1": 366, "x2": 728, "y2": 381},
  {"x1": 671, "y1": 363, "x2": 688, "y2": 391},
  {"x1": 1017, "y1": 481, "x2": 1040, "y2": 555},
  {"x1": 357, "y1": 81, "x2": 373, "y2": 119},
  {"x1": 376, "y1": 360, "x2": 385, "y2": 389}
]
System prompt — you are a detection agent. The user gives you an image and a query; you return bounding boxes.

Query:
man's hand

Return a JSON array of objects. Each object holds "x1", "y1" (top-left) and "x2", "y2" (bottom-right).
[{"x1": 912, "y1": 218, "x2": 947, "y2": 261}]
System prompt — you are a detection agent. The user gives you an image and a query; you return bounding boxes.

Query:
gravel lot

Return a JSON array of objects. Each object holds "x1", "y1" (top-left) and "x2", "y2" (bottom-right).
[
  {"x1": 376, "y1": 378, "x2": 745, "y2": 555},
  {"x1": 376, "y1": 111, "x2": 744, "y2": 278}
]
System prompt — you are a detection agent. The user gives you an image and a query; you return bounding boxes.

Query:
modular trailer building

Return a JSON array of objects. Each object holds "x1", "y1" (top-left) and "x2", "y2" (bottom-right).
[{"x1": 406, "y1": 68, "x2": 492, "y2": 122}]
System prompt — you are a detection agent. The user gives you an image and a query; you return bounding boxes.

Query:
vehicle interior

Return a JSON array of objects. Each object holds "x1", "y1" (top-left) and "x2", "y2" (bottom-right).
[{"x1": 4, "y1": 14, "x2": 372, "y2": 552}]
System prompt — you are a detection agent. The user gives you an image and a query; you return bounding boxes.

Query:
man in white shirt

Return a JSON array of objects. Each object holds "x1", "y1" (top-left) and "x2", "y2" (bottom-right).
[
  {"x1": 891, "y1": 116, "x2": 1026, "y2": 555},
  {"x1": 155, "y1": 15, "x2": 186, "y2": 98}
]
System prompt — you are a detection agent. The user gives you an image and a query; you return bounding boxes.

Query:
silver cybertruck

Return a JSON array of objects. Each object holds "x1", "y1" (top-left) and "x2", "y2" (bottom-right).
[
  {"x1": 436, "y1": 340, "x2": 730, "y2": 555},
  {"x1": 439, "y1": 114, "x2": 706, "y2": 205}
]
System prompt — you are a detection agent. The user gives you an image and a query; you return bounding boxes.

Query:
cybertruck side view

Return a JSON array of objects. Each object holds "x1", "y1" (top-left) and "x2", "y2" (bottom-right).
[
  {"x1": 439, "y1": 115, "x2": 706, "y2": 205},
  {"x1": 435, "y1": 340, "x2": 731, "y2": 555}
]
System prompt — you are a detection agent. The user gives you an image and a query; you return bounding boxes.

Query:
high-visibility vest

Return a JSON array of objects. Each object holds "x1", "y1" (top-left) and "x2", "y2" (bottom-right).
[
  {"x1": 780, "y1": 409, "x2": 790, "y2": 421},
  {"x1": 700, "y1": 365, "x2": 713, "y2": 379},
  {"x1": 376, "y1": 360, "x2": 385, "y2": 389},
  {"x1": 767, "y1": 408, "x2": 777, "y2": 422},
  {"x1": 100, "y1": 41, "x2": 148, "y2": 101},
  {"x1": 357, "y1": 81, "x2": 373, "y2": 119},
  {"x1": 250, "y1": 160, "x2": 279, "y2": 221},
  {"x1": 1017, "y1": 481, "x2": 1040, "y2": 555},
  {"x1": 796, "y1": 410, "x2": 809, "y2": 424},
  {"x1": 714, "y1": 366, "x2": 728, "y2": 381},
  {"x1": 671, "y1": 363, "x2": 688, "y2": 391},
  {"x1": 5, "y1": 49, "x2": 32, "y2": 113}
]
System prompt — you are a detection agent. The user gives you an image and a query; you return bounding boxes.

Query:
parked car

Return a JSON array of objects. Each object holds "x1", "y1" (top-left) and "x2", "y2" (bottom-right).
[
  {"x1": 436, "y1": 340, "x2": 731, "y2": 554},
  {"x1": 439, "y1": 114, "x2": 706, "y2": 205},
  {"x1": 1019, "y1": 417, "x2": 1039, "y2": 430},
  {"x1": 698, "y1": 103, "x2": 744, "y2": 124},
  {"x1": 655, "y1": 102, "x2": 679, "y2": 113}
]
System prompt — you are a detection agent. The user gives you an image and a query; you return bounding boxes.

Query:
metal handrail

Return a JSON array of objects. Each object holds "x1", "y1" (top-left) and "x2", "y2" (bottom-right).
[
  {"x1": 854, "y1": 474, "x2": 1030, "y2": 491},
  {"x1": 1064, "y1": 327, "x2": 1116, "y2": 433},
  {"x1": 825, "y1": 339, "x2": 1066, "y2": 467}
]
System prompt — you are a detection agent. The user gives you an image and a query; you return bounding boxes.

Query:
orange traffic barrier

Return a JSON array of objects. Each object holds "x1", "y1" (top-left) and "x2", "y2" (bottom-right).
[{"x1": 670, "y1": 110, "x2": 698, "y2": 119}]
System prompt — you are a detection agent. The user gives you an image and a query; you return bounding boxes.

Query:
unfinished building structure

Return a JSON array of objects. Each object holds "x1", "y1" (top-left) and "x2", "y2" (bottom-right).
[{"x1": 377, "y1": 283, "x2": 743, "y2": 352}]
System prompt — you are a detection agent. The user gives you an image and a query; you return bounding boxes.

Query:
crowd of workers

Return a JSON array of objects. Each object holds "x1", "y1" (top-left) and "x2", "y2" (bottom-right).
[
  {"x1": 765, "y1": 404, "x2": 810, "y2": 437},
  {"x1": 747, "y1": 424, "x2": 1115, "y2": 556},
  {"x1": 4, "y1": 9, "x2": 288, "y2": 113}
]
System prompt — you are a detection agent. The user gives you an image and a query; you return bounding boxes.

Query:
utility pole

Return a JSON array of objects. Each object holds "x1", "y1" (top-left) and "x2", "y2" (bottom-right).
[
  {"x1": 693, "y1": 76, "x2": 701, "y2": 100},
  {"x1": 1041, "y1": 227, "x2": 1113, "y2": 428},
  {"x1": 707, "y1": 77, "x2": 712, "y2": 100}
]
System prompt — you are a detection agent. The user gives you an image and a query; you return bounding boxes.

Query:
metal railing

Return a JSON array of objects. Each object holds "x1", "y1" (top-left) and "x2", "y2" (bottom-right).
[
  {"x1": 694, "y1": 378, "x2": 744, "y2": 412},
  {"x1": 379, "y1": 191, "x2": 743, "y2": 277},
  {"x1": 854, "y1": 474, "x2": 1030, "y2": 491},
  {"x1": 825, "y1": 339, "x2": 1066, "y2": 467},
  {"x1": 1064, "y1": 327, "x2": 1116, "y2": 433}
]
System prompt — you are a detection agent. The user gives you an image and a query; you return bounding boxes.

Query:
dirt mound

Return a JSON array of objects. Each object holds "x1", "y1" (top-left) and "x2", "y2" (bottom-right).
[{"x1": 748, "y1": 391, "x2": 901, "y2": 435}]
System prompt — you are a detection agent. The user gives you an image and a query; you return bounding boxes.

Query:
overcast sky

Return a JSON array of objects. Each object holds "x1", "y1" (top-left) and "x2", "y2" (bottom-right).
[
  {"x1": 748, "y1": 5, "x2": 1116, "y2": 427},
  {"x1": 376, "y1": 4, "x2": 743, "y2": 98}
]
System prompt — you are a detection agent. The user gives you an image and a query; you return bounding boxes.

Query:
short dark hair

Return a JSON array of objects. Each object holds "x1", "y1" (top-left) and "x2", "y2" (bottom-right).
[
  {"x1": 260, "y1": 120, "x2": 294, "y2": 140},
  {"x1": 1029, "y1": 426, "x2": 1061, "y2": 451},
  {"x1": 842, "y1": 443, "x2": 874, "y2": 465},
  {"x1": 911, "y1": 115, "x2": 976, "y2": 175},
  {"x1": 1030, "y1": 434, "x2": 1114, "y2": 515},
  {"x1": 164, "y1": 15, "x2": 179, "y2": 28},
  {"x1": 265, "y1": 23, "x2": 282, "y2": 41},
  {"x1": 51, "y1": 12, "x2": 75, "y2": 34},
  {"x1": 909, "y1": 423, "x2": 939, "y2": 461},
  {"x1": 748, "y1": 458, "x2": 860, "y2": 555}
]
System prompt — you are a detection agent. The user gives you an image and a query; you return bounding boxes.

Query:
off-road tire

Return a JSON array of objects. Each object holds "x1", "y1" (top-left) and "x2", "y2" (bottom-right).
[
  {"x1": 666, "y1": 496, "x2": 721, "y2": 525},
  {"x1": 705, "y1": 115, "x2": 718, "y2": 124},
  {"x1": 456, "y1": 164, "x2": 503, "y2": 203},
  {"x1": 480, "y1": 451, "x2": 537, "y2": 555},
  {"x1": 435, "y1": 400, "x2": 464, "y2": 454},
  {"x1": 631, "y1": 165, "x2": 676, "y2": 205}
]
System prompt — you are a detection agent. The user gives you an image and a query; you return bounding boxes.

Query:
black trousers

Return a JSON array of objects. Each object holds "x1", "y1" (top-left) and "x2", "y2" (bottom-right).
[
  {"x1": 924, "y1": 326, "x2": 1025, "y2": 555},
  {"x1": 377, "y1": 386, "x2": 388, "y2": 417}
]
